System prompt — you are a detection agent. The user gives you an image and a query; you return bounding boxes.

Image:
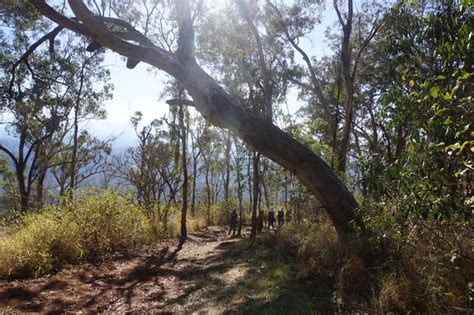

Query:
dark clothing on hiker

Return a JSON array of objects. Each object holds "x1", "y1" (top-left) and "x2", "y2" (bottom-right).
[
  {"x1": 268, "y1": 209, "x2": 275, "y2": 229},
  {"x1": 228, "y1": 210, "x2": 238, "y2": 236},
  {"x1": 277, "y1": 209, "x2": 284, "y2": 227}
]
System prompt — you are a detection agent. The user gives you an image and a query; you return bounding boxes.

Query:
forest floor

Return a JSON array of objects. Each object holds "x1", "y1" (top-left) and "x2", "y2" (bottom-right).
[{"x1": 0, "y1": 226, "x2": 335, "y2": 314}]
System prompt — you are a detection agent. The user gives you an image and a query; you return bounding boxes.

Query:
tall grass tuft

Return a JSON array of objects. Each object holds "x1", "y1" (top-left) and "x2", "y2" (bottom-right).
[{"x1": 0, "y1": 190, "x2": 158, "y2": 279}]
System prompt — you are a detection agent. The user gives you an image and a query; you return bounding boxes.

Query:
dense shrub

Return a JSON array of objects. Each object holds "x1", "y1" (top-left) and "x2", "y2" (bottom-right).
[
  {"x1": 268, "y1": 211, "x2": 472, "y2": 313},
  {"x1": 268, "y1": 219, "x2": 342, "y2": 278},
  {"x1": 366, "y1": 211, "x2": 473, "y2": 313},
  {"x1": 0, "y1": 190, "x2": 157, "y2": 279}
]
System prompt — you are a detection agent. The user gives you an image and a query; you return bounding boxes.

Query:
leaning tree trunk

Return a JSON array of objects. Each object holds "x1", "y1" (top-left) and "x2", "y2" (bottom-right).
[
  {"x1": 31, "y1": 0, "x2": 362, "y2": 242},
  {"x1": 179, "y1": 61, "x2": 360, "y2": 240}
]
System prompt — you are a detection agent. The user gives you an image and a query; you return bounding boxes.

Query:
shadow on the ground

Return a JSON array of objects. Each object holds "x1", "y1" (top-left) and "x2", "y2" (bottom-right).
[
  {"x1": 175, "y1": 237, "x2": 336, "y2": 314},
  {"x1": 0, "y1": 227, "x2": 335, "y2": 313}
]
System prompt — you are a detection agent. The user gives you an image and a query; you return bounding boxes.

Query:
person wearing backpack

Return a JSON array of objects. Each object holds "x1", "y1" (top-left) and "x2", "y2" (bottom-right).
[
  {"x1": 228, "y1": 209, "x2": 238, "y2": 236},
  {"x1": 267, "y1": 207, "x2": 275, "y2": 229},
  {"x1": 277, "y1": 208, "x2": 285, "y2": 227}
]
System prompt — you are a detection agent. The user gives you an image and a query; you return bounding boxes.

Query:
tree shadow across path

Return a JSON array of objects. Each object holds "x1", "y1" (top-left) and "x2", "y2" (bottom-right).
[{"x1": 0, "y1": 226, "x2": 335, "y2": 313}]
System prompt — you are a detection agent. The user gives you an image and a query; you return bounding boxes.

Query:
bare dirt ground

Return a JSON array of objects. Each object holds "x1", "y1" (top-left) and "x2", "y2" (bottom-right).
[{"x1": 0, "y1": 226, "x2": 334, "y2": 314}]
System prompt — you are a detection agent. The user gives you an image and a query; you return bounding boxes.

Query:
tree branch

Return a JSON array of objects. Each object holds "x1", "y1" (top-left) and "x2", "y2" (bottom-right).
[
  {"x1": 30, "y1": 0, "x2": 179, "y2": 75},
  {"x1": 266, "y1": 0, "x2": 335, "y2": 136},
  {"x1": 0, "y1": 144, "x2": 19, "y2": 168},
  {"x1": 166, "y1": 99, "x2": 195, "y2": 107},
  {"x1": 333, "y1": 0, "x2": 346, "y2": 28},
  {"x1": 352, "y1": 20, "x2": 383, "y2": 79},
  {"x1": 176, "y1": 0, "x2": 195, "y2": 61},
  {"x1": 8, "y1": 25, "x2": 64, "y2": 96},
  {"x1": 237, "y1": 0, "x2": 272, "y2": 121}
]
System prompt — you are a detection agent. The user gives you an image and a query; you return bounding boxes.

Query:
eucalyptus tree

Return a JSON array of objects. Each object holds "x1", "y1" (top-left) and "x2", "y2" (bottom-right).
[
  {"x1": 266, "y1": 0, "x2": 384, "y2": 174},
  {"x1": 0, "y1": 1, "x2": 112, "y2": 211},
  {"x1": 44, "y1": 45, "x2": 112, "y2": 200},
  {"x1": 114, "y1": 112, "x2": 179, "y2": 221},
  {"x1": 198, "y1": 0, "x2": 291, "y2": 238},
  {"x1": 189, "y1": 114, "x2": 202, "y2": 216},
  {"x1": 355, "y1": 0, "x2": 473, "y2": 218},
  {"x1": 233, "y1": 136, "x2": 247, "y2": 235},
  {"x1": 28, "y1": 0, "x2": 366, "y2": 242},
  {"x1": 164, "y1": 80, "x2": 190, "y2": 244},
  {"x1": 191, "y1": 117, "x2": 225, "y2": 224},
  {"x1": 51, "y1": 131, "x2": 113, "y2": 196},
  {"x1": 0, "y1": 21, "x2": 102, "y2": 210}
]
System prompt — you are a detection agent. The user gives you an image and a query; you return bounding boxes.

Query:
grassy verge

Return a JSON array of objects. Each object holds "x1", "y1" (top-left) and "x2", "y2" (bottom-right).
[{"x1": 0, "y1": 190, "x2": 157, "y2": 279}]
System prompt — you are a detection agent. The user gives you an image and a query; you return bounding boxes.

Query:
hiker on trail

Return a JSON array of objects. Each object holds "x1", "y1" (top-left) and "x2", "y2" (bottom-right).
[
  {"x1": 267, "y1": 207, "x2": 275, "y2": 229},
  {"x1": 228, "y1": 209, "x2": 238, "y2": 236},
  {"x1": 277, "y1": 208, "x2": 285, "y2": 227}
]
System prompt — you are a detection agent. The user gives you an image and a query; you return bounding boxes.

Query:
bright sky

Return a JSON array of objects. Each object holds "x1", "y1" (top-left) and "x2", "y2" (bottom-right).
[
  {"x1": 89, "y1": 2, "x2": 338, "y2": 147},
  {"x1": 0, "y1": 1, "x2": 339, "y2": 146}
]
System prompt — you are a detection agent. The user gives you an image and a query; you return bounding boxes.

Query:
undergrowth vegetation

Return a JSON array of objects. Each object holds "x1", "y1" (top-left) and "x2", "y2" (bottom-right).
[
  {"x1": 268, "y1": 213, "x2": 472, "y2": 313},
  {"x1": 0, "y1": 190, "x2": 226, "y2": 279},
  {"x1": 0, "y1": 190, "x2": 153, "y2": 278}
]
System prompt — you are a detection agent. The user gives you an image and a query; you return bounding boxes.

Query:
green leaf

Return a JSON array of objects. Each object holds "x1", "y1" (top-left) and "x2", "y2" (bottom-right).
[
  {"x1": 409, "y1": 79, "x2": 415, "y2": 87},
  {"x1": 442, "y1": 92, "x2": 452, "y2": 100},
  {"x1": 430, "y1": 87, "x2": 439, "y2": 98},
  {"x1": 459, "y1": 72, "x2": 470, "y2": 80}
]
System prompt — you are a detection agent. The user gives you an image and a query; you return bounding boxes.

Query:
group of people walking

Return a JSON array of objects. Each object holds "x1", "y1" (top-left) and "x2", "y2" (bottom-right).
[
  {"x1": 258, "y1": 207, "x2": 286, "y2": 231},
  {"x1": 228, "y1": 206, "x2": 289, "y2": 236}
]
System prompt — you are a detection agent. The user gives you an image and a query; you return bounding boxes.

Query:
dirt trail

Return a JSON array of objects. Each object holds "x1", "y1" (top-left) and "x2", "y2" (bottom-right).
[
  {"x1": 0, "y1": 226, "x2": 252, "y2": 313},
  {"x1": 0, "y1": 226, "x2": 333, "y2": 313}
]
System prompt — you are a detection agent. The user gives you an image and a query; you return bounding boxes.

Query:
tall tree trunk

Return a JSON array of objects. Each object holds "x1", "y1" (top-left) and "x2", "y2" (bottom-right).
[
  {"x1": 223, "y1": 130, "x2": 231, "y2": 202},
  {"x1": 335, "y1": 0, "x2": 354, "y2": 174},
  {"x1": 205, "y1": 164, "x2": 211, "y2": 225},
  {"x1": 17, "y1": 132, "x2": 30, "y2": 213},
  {"x1": 35, "y1": 170, "x2": 47, "y2": 209},
  {"x1": 261, "y1": 167, "x2": 271, "y2": 210},
  {"x1": 250, "y1": 152, "x2": 260, "y2": 240},
  {"x1": 17, "y1": 166, "x2": 29, "y2": 213},
  {"x1": 235, "y1": 143, "x2": 244, "y2": 235},
  {"x1": 69, "y1": 62, "x2": 86, "y2": 199},
  {"x1": 191, "y1": 149, "x2": 198, "y2": 216},
  {"x1": 179, "y1": 103, "x2": 188, "y2": 244},
  {"x1": 247, "y1": 150, "x2": 252, "y2": 213}
]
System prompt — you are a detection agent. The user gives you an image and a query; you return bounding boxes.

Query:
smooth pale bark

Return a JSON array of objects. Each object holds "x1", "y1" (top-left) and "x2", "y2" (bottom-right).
[{"x1": 30, "y1": 0, "x2": 360, "y2": 240}]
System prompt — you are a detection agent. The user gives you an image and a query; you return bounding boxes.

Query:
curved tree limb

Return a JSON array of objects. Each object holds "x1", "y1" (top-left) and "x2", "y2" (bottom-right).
[
  {"x1": 8, "y1": 25, "x2": 64, "y2": 96},
  {"x1": 29, "y1": 0, "x2": 362, "y2": 241}
]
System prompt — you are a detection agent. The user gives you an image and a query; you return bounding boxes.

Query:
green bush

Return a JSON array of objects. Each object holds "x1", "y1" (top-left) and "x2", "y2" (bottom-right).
[
  {"x1": 366, "y1": 211, "x2": 473, "y2": 312},
  {"x1": 266, "y1": 212, "x2": 472, "y2": 312},
  {"x1": 0, "y1": 190, "x2": 158, "y2": 279},
  {"x1": 269, "y1": 220, "x2": 341, "y2": 278}
]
